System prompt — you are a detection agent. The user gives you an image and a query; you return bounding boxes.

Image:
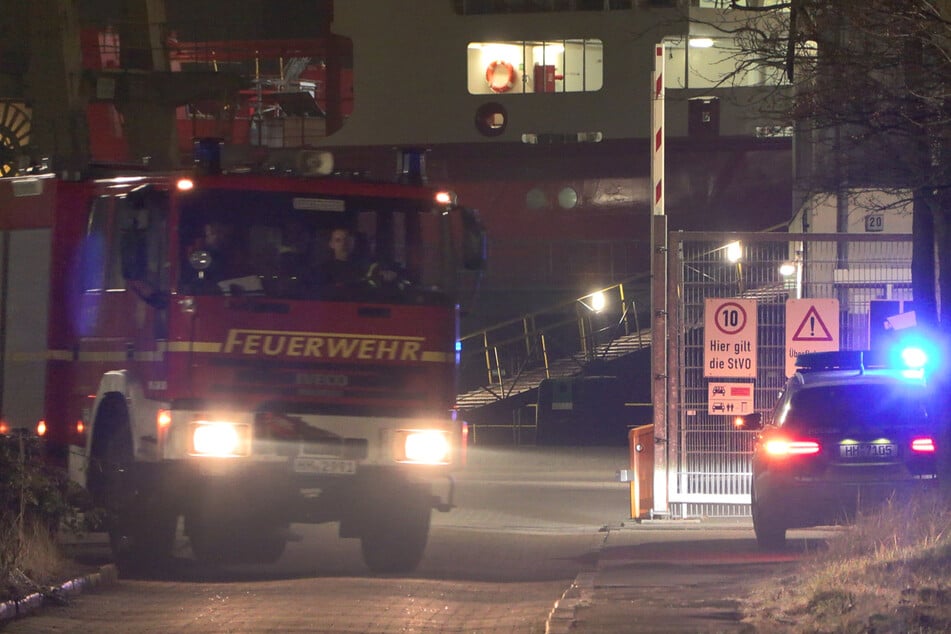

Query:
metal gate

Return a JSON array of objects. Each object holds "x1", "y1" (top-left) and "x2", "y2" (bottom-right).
[{"x1": 664, "y1": 232, "x2": 914, "y2": 518}]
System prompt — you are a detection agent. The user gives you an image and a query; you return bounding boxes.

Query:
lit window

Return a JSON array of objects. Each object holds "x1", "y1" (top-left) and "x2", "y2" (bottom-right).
[
  {"x1": 663, "y1": 38, "x2": 788, "y2": 90},
  {"x1": 467, "y1": 40, "x2": 603, "y2": 95}
]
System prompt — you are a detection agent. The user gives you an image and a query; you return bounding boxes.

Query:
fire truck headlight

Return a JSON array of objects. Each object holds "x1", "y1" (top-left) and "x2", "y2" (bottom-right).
[
  {"x1": 395, "y1": 430, "x2": 451, "y2": 465},
  {"x1": 189, "y1": 421, "x2": 251, "y2": 458}
]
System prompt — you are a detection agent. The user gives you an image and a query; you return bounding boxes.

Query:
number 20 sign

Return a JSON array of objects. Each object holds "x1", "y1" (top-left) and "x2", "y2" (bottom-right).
[{"x1": 704, "y1": 298, "x2": 757, "y2": 378}]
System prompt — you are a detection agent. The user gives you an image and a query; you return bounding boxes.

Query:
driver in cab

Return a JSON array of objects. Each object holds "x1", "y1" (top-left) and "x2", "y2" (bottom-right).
[
  {"x1": 184, "y1": 220, "x2": 254, "y2": 294},
  {"x1": 321, "y1": 227, "x2": 401, "y2": 292}
]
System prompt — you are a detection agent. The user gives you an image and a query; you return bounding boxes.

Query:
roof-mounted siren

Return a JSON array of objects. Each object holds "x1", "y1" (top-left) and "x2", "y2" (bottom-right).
[
  {"x1": 193, "y1": 137, "x2": 223, "y2": 175},
  {"x1": 297, "y1": 150, "x2": 334, "y2": 176},
  {"x1": 397, "y1": 148, "x2": 428, "y2": 185}
]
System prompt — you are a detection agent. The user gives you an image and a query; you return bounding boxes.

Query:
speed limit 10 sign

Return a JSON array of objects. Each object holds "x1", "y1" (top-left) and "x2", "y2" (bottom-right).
[{"x1": 704, "y1": 298, "x2": 757, "y2": 378}]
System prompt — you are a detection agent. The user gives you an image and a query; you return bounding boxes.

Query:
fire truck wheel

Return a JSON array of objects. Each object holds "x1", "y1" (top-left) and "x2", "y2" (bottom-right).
[
  {"x1": 360, "y1": 485, "x2": 432, "y2": 574},
  {"x1": 90, "y1": 399, "x2": 176, "y2": 572}
]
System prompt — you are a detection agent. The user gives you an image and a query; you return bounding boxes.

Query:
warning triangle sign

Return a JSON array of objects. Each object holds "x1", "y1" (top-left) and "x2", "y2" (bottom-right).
[{"x1": 792, "y1": 306, "x2": 833, "y2": 341}]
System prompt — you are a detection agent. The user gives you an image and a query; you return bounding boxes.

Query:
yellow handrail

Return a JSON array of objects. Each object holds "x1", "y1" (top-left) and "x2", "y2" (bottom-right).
[{"x1": 458, "y1": 273, "x2": 651, "y2": 405}]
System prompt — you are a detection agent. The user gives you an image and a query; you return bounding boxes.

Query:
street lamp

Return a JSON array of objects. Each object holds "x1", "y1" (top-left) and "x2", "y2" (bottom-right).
[
  {"x1": 724, "y1": 241, "x2": 744, "y2": 293},
  {"x1": 779, "y1": 255, "x2": 802, "y2": 299},
  {"x1": 589, "y1": 291, "x2": 606, "y2": 312},
  {"x1": 579, "y1": 290, "x2": 606, "y2": 313},
  {"x1": 725, "y1": 241, "x2": 742, "y2": 264}
]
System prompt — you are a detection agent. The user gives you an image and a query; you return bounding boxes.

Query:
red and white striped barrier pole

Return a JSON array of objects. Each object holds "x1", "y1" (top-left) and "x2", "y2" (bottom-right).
[{"x1": 651, "y1": 42, "x2": 665, "y2": 218}]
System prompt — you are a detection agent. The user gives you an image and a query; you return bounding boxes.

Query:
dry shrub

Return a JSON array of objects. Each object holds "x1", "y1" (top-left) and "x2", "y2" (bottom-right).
[
  {"x1": 744, "y1": 490, "x2": 951, "y2": 633},
  {"x1": 830, "y1": 493, "x2": 951, "y2": 561},
  {"x1": 0, "y1": 431, "x2": 82, "y2": 601}
]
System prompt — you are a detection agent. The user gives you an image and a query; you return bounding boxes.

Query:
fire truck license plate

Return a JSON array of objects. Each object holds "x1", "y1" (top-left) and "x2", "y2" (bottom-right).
[{"x1": 293, "y1": 457, "x2": 357, "y2": 475}]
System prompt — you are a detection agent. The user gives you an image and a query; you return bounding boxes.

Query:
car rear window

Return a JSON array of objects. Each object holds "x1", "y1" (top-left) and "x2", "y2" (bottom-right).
[{"x1": 787, "y1": 383, "x2": 930, "y2": 430}]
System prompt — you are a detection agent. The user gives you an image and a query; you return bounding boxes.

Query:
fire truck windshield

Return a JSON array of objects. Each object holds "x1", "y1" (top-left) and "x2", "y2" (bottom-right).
[{"x1": 176, "y1": 188, "x2": 448, "y2": 302}]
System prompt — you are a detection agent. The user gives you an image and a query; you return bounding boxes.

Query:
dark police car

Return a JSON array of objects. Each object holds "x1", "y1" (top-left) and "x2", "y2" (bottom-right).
[{"x1": 749, "y1": 348, "x2": 939, "y2": 549}]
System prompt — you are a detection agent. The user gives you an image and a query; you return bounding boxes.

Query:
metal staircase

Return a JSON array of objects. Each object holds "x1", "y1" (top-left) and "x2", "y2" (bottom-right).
[{"x1": 455, "y1": 275, "x2": 651, "y2": 412}]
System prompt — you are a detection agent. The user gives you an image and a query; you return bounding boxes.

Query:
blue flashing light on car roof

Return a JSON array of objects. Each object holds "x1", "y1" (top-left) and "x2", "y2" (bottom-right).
[
  {"x1": 900, "y1": 346, "x2": 928, "y2": 370},
  {"x1": 796, "y1": 341, "x2": 937, "y2": 378},
  {"x1": 894, "y1": 342, "x2": 931, "y2": 380},
  {"x1": 889, "y1": 330, "x2": 941, "y2": 373}
]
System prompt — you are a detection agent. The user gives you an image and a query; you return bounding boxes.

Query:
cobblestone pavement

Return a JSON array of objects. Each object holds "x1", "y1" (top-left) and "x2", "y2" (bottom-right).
[
  {"x1": 5, "y1": 576, "x2": 572, "y2": 633},
  {"x1": 3, "y1": 521, "x2": 608, "y2": 633},
  {"x1": 566, "y1": 523, "x2": 832, "y2": 634}
]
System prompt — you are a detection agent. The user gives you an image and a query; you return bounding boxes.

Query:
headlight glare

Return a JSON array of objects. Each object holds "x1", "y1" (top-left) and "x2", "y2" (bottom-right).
[
  {"x1": 396, "y1": 429, "x2": 451, "y2": 465},
  {"x1": 189, "y1": 420, "x2": 251, "y2": 457}
]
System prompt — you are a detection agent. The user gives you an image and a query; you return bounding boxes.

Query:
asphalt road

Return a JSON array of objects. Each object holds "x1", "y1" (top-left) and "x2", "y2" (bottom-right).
[{"x1": 4, "y1": 446, "x2": 826, "y2": 633}]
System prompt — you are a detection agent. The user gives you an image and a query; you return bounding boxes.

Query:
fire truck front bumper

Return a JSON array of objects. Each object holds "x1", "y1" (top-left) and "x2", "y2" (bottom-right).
[{"x1": 157, "y1": 460, "x2": 455, "y2": 525}]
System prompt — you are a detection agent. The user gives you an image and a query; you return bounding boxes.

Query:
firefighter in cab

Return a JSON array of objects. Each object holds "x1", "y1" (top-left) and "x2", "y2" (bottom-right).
[{"x1": 185, "y1": 220, "x2": 253, "y2": 293}]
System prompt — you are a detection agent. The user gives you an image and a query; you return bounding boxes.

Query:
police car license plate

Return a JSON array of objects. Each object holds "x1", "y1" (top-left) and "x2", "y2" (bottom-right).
[
  {"x1": 839, "y1": 443, "x2": 896, "y2": 459},
  {"x1": 293, "y1": 457, "x2": 357, "y2": 475}
]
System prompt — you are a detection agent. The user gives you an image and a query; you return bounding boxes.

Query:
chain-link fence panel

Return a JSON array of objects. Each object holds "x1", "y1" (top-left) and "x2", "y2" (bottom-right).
[{"x1": 666, "y1": 232, "x2": 913, "y2": 518}]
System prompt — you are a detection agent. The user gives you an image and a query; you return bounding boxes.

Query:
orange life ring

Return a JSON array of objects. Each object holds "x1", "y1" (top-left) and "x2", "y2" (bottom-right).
[{"x1": 485, "y1": 61, "x2": 516, "y2": 93}]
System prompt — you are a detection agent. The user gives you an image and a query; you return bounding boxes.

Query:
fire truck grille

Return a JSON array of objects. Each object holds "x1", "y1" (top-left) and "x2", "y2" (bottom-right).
[
  {"x1": 255, "y1": 412, "x2": 369, "y2": 460},
  {"x1": 206, "y1": 358, "x2": 431, "y2": 405}
]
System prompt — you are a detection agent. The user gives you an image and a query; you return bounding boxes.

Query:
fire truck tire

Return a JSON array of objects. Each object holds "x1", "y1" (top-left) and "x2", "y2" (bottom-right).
[
  {"x1": 359, "y1": 485, "x2": 432, "y2": 574},
  {"x1": 89, "y1": 397, "x2": 176, "y2": 572}
]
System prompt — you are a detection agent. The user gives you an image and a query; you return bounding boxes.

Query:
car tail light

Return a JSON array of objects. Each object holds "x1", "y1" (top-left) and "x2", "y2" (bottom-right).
[
  {"x1": 764, "y1": 438, "x2": 821, "y2": 456},
  {"x1": 911, "y1": 437, "x2": 936, "y2": 453}
]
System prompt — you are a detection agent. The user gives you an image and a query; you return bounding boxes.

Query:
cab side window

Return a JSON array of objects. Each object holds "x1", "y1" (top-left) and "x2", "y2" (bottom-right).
[
  {"x1": 80, "y1": 197, "x2": 115, "y2": 291},
  {"x1": 117, "y1": 194, "x2": 168, "y2": 290}
]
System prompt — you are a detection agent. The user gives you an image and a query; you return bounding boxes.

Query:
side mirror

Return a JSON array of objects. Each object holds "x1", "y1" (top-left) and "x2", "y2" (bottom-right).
[{"x1": 732, "y1": 412, "x2": 762, "y2": 431}]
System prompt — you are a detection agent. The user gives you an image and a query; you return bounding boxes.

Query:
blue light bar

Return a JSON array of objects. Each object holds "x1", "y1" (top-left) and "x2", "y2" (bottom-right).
[
  {"x1": 193, "y1": 137, "x2": 223, "y2": 175},
  {"x1": 795, "y1": 350, "x2": 866, "y2": 370},
  {"x1": 797, "y1": 343, "x2": 936, "y2": 375},
  {"x1": 396, "y1": 148, "x2": 428, "y2": 185}
]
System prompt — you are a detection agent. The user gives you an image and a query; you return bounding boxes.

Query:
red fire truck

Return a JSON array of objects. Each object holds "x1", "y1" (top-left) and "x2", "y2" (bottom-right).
[{"x1": 0, "y1": 145, "x2": 484, "y2": 573}]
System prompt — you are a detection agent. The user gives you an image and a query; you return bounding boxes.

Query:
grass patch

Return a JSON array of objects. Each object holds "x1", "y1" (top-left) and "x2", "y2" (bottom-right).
[
  {"x1": 0, "y1": 522, "x2": 74, "y2": 602},
  {"x1": 743, "y1": 492, "x2": 951, "y2": 633}
]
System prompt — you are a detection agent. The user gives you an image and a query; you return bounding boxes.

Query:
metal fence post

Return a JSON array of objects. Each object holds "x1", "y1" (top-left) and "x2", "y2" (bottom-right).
[{"x1": 651, "y1": 214, "x2": 669, "y2": 516}]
